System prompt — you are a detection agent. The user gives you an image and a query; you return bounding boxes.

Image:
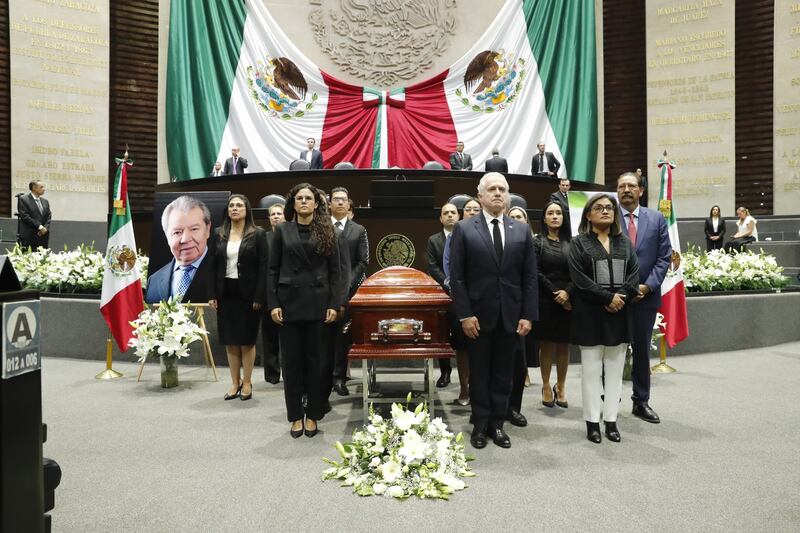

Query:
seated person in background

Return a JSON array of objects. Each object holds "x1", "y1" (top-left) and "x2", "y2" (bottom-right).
[
  {"x1": 531, "y1": 142, "x2": 561, "y2": 177},
  {"x1": 223, "y1": 146, "x2": 248, "y2": 175},
  {"x1": 209, "y1": 161, "x2": 223, "y2": 177},
  {"x1": 300, "y1": 137, "x2": 324, "y2": 169},
  {"x1": 484, "y1": 148, "x2": 508, "y2": 173},
  {"x1": 704, "y1": 205, "x2": 725, "y2": 251},
  {"x1": 145, "y1": 195, "x2": 215, "y2": 304},
  {"x1": 724, "y1": 206, "x2": 758, "y2": 253},
  {"x1": 449, "y1": 141, "x2": 473, "y2": 170}
]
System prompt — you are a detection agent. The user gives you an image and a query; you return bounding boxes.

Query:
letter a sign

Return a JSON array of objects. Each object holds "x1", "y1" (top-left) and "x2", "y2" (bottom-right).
[{"x1": 2, "y1": 300, "x2": 41, "y2": 379}]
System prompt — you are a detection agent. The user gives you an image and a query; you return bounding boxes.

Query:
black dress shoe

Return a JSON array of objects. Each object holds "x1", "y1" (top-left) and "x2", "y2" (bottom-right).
[
  {"x1": 304, "y1": 421, "x2": 318, "y2": 438},
  {"x1": 290, "y1": 424, "x2": 303, "y2": 439},
  {"x1": 586, "y1": 421, "x2": 601, "y2": 444},
  {"x1": 470, "y1": 426, "x2": 488, "y2": 449},
  {"x1": 240, "y1": 385, "x2": 252, "y2": 401},
  {"x1": 265, "y1": 375, "x2": 280, "y2": 384},
  {"x1": 491, "y1": 428, "x2": 511, "y2": 448},
  {"x1": 332, "y1": 380, "x2": 350, "y2": 396},
  {"x1": 604, "y1": 421, "x2": 621, "y2": 443},
  {"x1": 632, "y1": 402, "x2": 661, "y2": 424},
  {"x1": 435, "y1": 370, "x2": 451, "y2": 388},
  {"x1": 224, "y1": 385, "x2": 242, "y2": 401},
  {"x1": 542, "y1": 386, "x2": 555, "y2": 408},
  {"x1": 507, "y1": 410, "x2": 528, "y2": 427}
]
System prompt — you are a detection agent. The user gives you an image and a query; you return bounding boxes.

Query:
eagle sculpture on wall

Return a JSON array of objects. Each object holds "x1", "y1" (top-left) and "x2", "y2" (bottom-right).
[
  {"x1": 464, "y1": 50, "x2": 501, "y2": 95},
  {"x1": 271, "y1": 57, "x2": 307, "y2": 100}
]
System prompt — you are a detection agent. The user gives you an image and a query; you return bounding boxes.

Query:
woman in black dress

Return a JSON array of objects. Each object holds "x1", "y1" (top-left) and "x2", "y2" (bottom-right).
[
  {"x1": 268, "y1": 183, "x2": 342, "y2": 438},
  {"x1": 704, "y1": 205, "x2": 725, "y2": 251},
  {"x1": 568, "y1": 194, "x2": 639, "y2": 444},
  {"x1": 532, "y1": 201, "x2": 572, "y2": 408},
  {"x1": 208, "y1": 194, "x2": 268, "y2": 402}
]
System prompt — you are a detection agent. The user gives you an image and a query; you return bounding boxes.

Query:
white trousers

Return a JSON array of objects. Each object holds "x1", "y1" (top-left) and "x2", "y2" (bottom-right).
[{"x1": 580, "y1": 344, "x2": 627, "y2": 423}]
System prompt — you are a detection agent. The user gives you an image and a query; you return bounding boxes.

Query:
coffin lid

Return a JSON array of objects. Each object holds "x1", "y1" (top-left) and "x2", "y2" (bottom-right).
[{"x1": 350, "y1": 266, "x2": 451, "y2": 306}]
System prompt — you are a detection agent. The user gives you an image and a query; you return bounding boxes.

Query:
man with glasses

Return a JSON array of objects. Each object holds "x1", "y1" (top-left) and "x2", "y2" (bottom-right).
[
  {"x1": 328, "y1": 187, "x2": 369, "y2": 396},
  {"x1": 616, "y1": 172, "x2": 671, "y2": 424}
]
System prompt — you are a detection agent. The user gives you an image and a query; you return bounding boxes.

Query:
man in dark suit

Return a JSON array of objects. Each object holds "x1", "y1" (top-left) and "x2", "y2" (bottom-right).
[
  {"x1": 262, "y1": 203, "x2": 285, "y2": 383},
  {"x1": 209, "y1": 161, "x2": 223, "y2": 177},
  {"x1": 427, "y1": 203, "x2": 459, "y2": 388},
  {"x1": 549, "y1": 178, "x2": 572, "y2": 234},
  {"x1": 484, "y1": 148, "x2": 508, "y2": 173},
  {"x1": 450, "y1": 172, "x2": 538, "y2": 449},
  {"x1": 329, "y1": 187, "x2": 369, "y2": 396},
  {"x1": 223, "y1": 146, "x2": 248, "y2": 175},
  {"x1": 145, "y1": 195, "x2": 214, "y2": 304},
  {"x1": 299, "y1": 137, "x2": 324, "y2": 170},
  {"x1": 449, "y1": 141, "x2": 473, "y2": 170},
  {"x1": 17, "y1": 180, "x2": 52, "y2": 249},
  {"x1": 531, "y1": 142, "x2": 561, "y2": 177},
  {"x1": 617, "y1": 172, "x2": 672, "y2": 424}
]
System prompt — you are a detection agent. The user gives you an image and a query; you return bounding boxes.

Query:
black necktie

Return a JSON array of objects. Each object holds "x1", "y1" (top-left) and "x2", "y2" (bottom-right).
[
  {"x1": 491, "y1": 219, "x2": 503, "y2": 262},
  {"x1": 540, "y1": 154, "x2": 544, "y2": 172},
  {"x1": 335, "y1": 221, "x2": 343, "y2": 235}
]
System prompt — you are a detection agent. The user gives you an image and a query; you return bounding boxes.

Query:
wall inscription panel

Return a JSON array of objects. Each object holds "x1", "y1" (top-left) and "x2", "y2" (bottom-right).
[
  {"x1": 9, "y1": 0, "x2": 109, "y2": 222},
  {"x1": 646, "y1": 0, "x2": 735, "y2": 217},
  {"x1": 774, "y1": 0, "x2": 800, "y2": 215}
]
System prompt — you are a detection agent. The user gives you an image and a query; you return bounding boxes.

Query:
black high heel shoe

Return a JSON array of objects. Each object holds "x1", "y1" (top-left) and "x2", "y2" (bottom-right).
[
  {"x1": 554, "y1": 385, "x2": 568, "y2": 408},
  {"x1": 586, "y1": 421, "x2": 601, "y2": 444},
  {"x1": 224, "y1": 385, "x2": 242, "y2": 401},
  {"x1": 542, "y1": 386, "x2": 555, "y2": 408},
  {"x1": 290, "y1": 421, "x2": 304, "y2": 439},
  {"x1": 604, "y1": 421, "x2": 621, "y2": 443},
  {"x1": 240, "y1": 384, "x2": 252, "y2": 401},
  {"x1": 304, "y1": 419, "x2": 318, "y2": 438}
]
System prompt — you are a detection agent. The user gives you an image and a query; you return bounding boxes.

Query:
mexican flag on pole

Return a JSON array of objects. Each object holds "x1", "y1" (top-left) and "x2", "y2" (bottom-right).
[
  {"x1": 100, "y1": 156, "x2": 144, "y2": 351},
  {"x1": 166, "y1": 0, "x2": 596, "y2": 180},
  {"x1": 656, "y1": 158, "x2": 689, "y2": 347}
]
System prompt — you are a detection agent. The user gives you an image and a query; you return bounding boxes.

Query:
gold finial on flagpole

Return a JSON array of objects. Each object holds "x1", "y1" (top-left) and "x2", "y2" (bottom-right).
[{"x1": 124, "y1": 144, "x2": 129, "y2": 162}]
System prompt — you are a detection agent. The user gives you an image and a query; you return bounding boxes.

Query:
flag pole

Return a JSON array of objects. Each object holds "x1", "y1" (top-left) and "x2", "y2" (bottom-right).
[
  {"x1": 95, "y1": 338, "x2": 124, "y2": 379},
  {"x1": 651, "y1": 336, "x2": 676, "y2": 373}
]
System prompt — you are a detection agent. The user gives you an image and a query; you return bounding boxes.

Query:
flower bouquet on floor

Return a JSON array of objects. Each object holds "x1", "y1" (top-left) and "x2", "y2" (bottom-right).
[
  {"x1": 128, "y1": 297, "x2": 206, "y2": 388},
  {"x1": 322, "y1": 394, "x2": 475, "y2": 500}
]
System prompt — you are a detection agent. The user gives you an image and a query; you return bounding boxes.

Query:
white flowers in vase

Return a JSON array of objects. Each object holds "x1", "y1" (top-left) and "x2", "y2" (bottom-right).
[{"x1": 128, "y1": 297, "x2": 206, "y2": 362}]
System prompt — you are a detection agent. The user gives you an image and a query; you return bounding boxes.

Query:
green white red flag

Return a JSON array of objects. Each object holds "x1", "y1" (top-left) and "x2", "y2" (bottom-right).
[
  {"x1": 656, "y1": 158, "x2": 689, "y2": 347},
  {"x1": 100, "y1": 156, "x2": 144, "y2": 351}
]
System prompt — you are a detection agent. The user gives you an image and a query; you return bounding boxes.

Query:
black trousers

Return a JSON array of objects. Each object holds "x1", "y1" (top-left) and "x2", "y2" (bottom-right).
[
  {"x1": 508, "y1": 338, "x2": 528, "y2": 413},
  {"x1": 631, "y1": 306, "x2": 658, "y2": 405},
  {"x1": 280, "y1": 320, "x2": 326, "y2": 422},
  {"x1": 260, "y1": 311, "x2": 281, "y2": 380},
  {"x1": 467, "y1": 324, "x2": 518, "y2": 430}
]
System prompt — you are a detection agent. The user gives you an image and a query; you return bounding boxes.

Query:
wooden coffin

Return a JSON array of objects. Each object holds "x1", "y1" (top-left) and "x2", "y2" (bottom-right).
[{"x1": 348, "y1": 266, "x2": 455, "y2": 360}]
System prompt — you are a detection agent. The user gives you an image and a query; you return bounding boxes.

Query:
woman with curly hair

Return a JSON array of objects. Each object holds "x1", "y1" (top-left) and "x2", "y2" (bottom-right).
[{"x1": 268, "y1": 183, "x2": 343, "y2": 438}]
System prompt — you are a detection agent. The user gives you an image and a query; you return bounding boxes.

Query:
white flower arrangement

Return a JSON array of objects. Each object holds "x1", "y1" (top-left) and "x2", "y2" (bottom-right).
[
  {"x1": 128, "y1": 297, "x2": 206, "y2": 362},
  {"x1": 683, "y1": 246, "x2": 789, "y2": 292},
  {"x1": 322, "y1": 394, "x2": 475, "y2": 500},
  {"x1": 7, "y1": 244, "x2": 149, "y2": 293}
]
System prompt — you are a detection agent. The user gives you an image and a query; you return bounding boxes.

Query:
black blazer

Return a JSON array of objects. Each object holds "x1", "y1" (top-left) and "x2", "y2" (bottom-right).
[
  {"x1": 299, "y1": 149, "x2": 324, "y2": 170},
  {"x1": 449, "y1": 151, "x2": 473, "y2": 170},
  {"x1": 426, "y1": 230, "x2": 447, "y2": 287},
  {"x1": 223, "y1": 156, "x2": 248, "y2": 174},
  {"x1": 337, "y1": 220, "x2": 369, "y2": 299},
  {"x1": 17, "y1": 193, "x2": 52, "y2": 248},
  {"x1": 267, "y1": 221, "x2": 343, "y2": 322},
  {"x1": 704, "y1": 217, "x2": 726, "y2": 240},
  {"x1": 531, "y1": 151, "x2": 561, "y2": 176},
  {"x1": 211, "y1": 227, "x2": 268, "y2": 305},
  {"x1": 484, "y1": 156, "x2": 508, "y2": 173},
  {"x1": 450, "y1": 214, "x2": 538, "y2": 332}
]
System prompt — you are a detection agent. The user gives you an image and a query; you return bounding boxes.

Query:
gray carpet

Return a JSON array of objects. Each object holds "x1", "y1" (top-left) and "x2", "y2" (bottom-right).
[{"x1": 41, "y1": 342, "x2": 800, "y2": 532}]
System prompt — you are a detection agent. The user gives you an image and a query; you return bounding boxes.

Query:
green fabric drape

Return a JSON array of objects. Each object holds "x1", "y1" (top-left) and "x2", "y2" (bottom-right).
[
  {"x1": 166, "y1": 0, "x2": 247, "y2": 181},
  {"x1": 523, "y1": 0, "x2": 598, "y2": 182}
]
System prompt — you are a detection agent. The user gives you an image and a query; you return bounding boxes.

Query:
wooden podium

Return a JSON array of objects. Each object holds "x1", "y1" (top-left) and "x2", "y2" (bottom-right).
[{"x1": 348, "y1": 267, "x2": 454, "y2": 420}]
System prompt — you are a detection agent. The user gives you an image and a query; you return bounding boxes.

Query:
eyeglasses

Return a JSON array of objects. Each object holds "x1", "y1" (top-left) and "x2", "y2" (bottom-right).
[{"x1": 591, "y1": 204, "x2": 615, "y2": 213}]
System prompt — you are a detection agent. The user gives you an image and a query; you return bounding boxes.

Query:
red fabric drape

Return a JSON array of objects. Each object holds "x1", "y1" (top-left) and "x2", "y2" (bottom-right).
[
  {"x1": 320, "y1": 73, "x2": 379, "y2": 169},
  {"x1": 386, "y1": 70, "x2": 458, "y2": 169}
]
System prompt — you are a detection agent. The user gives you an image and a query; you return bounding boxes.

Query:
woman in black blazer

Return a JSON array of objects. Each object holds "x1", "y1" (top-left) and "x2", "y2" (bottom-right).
[
  {"x1": 268, "y1": 183, "x2": 342, "y2": 438},
  {"x1": 704, "y1": 205, "x2": 725, "y2": 251},
  {"x1": 208, "y1": 194, "x2": 268, "y2": 402}
]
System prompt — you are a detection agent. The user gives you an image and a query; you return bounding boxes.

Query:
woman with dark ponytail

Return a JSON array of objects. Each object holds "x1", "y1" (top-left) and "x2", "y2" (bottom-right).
[{"x1": 268, "y1": 183, "x2": 343, "y2": 438}]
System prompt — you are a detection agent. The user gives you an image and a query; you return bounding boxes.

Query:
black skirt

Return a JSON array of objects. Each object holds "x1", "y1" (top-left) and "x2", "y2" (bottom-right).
[{"x1": 217, "y1": 278, "x2": 260, "y2": 345}]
